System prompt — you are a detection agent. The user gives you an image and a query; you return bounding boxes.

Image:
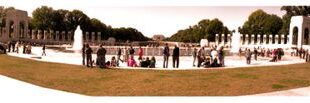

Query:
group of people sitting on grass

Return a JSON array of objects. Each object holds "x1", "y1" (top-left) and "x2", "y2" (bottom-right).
[{"x1": 82, "y1": 44, "x2": 157, "y2": 69}]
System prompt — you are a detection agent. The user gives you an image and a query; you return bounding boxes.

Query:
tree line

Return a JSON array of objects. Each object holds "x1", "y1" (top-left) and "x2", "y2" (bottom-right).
[
  {"x1": 168, "y1": 6, "x2": 310, "y2": 43},
  {"x1": 1, "y1": 6, "x2": 150, "y2": 42},
  {"x1": 166, "y1": 18, "x2": 231, "y2": 42}
]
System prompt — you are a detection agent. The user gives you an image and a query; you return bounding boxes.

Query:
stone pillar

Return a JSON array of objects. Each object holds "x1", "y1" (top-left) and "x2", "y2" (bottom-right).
[
  {"x1": 257, "y1": 35, "x2": 261, "y2": 45},
  {"x1": 97, "y1": 32, "x2": 101, "y2": 42},
  {"x1": 263, "y1": 34, "x2": 267, "y2": 44},
  {"x1": 0, "y1": 27, "x2": 2, "y2": 38},
  {"x1": 85, "y1": 32, "x2": 89, "y2": 42},
  {"x1": 281, "y1": 34, "x2": 285, "y2": 44},
  {"x1": 32, "y1": 30, "x2": 36, "y2": 39},
  {"x1": 221, "y1": 34, "x2": 225, "y2": 45},
  {"x1": 92, "y1": 32, "x2": 96, "y2": 42},
  {"x1": 56, "y1": 31, "x2": 60, "y2": 41},
  {"x1": 44, "y1": 30, "x2": 48, "y2": 40},
  {"x1": 275, "y1": 35, "x2": 279, "y2": 44},
  {"x1": 245, "y1": 34, "x2": 249, "y2": 45},
  {"x1": 37, "y1": 30, "x2": 42, "y2": 40},
  {"x1": 227, "y1": 34, "x2": 231, "y2": 47},
  {"x1": 215, "y1": 34, "x2": 219, "y2": 45},
  {"x1": 240, "y1": 34, "x2": 244, "y2": 45},
  {"x1": 26, "y1": 29, "x2": 30, "y2": 39},
  {"x1": 27, "y1": 30, "x2": 31, "y2": 39},
  {"x1": 251, "y1": 34, "x2": 255, "y2": 45},
  {"x1": 269, "y1": 35, "x2": 273, "y2": 44},
  {"x1": 61, "y1": 31, "x2": 66, "y2": 42},
  {"x1": 68, "y1": 31, "x2": 73, "y2": 42},
  {"x1": 50, "y1": 30, "x2": 54, "y2": 40}
]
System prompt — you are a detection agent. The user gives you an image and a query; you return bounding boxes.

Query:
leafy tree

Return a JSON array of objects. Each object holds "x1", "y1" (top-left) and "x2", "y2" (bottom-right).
[
  {"x1": 167, "y1": 18, "x2": 231, "y2": 42},
  {"x1": 51, "y1": 9, "x2": 70, "y2": 31},
  {"x1": 30, "y1": 6, "x2": 149, "y2": 41},
  {"x1": 32, "y1": 6, "x2": 54, "y2": 30},
  {"x1": 280, "y1": 6, "x2": 310, "y2": 34},
  {"x1": 238, "y1": 9, "x2": 283, "y2": 35},
  {"x1": 65, "y1": 9, "x2": 90, "y2": 31}
]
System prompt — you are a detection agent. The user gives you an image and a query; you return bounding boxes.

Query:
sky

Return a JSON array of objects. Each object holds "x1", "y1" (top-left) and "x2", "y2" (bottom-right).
[{"x1": 0, "y1": 0, "x2": 307, "y2": 38}]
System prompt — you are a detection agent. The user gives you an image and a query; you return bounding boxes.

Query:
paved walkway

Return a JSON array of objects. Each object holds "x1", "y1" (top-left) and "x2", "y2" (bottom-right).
[
  {"x1": 7, "y1": 46, "x2": 305, "y2": 70},
  {"x1": 250, "y1": 87, "x2": 310, "y2": 96}
]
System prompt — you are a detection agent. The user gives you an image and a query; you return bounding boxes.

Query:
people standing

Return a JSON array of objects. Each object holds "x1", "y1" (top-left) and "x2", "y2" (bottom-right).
[
  {"x1": 192, "y1": 48, "x2": 197, "y2": 67},
  {"x1": 42, "y1": 44, "x2": 46, "y2": 56},
  {"x1": 82, "y1": 44, "x2": 86, "y2": 65},
  {"x1": 12, "y1": 41, "x2": 15, "y2": 52},
  {"x1": 85, "y1": 44, "x2": 93, "y2": 68},
  {"x1": 254, "y1": 47, "x2": 258, "y2": 61},
  {"x1": 7, "y1": 41, "x2": 11, "y2": 52},
  {"x1": 163, "y1": 43, "x2": 170, "y2": 68},
  {"x1": 117, "y1": 47, "x2": 123, "y2": 66},
  {"x1": 138, "y1": 46, "x2": 144, "y2": 59},
  {"x1": 15, "y1": 41, "x2": 19, "y2": 53},
  {"x1": 97, "y1": 44, "x2": 106, "y2": 68},
  {"x1": 218, "y1": 46, "x2": 225, "y2": 66},
  {"x1": 22, "y1": 43, "x2": 26, "y2": 54},
  {"x1": 238, "y1": 48, "x2": 242, "y2": 57},
  {"x1": 245, "y1": 49, "x2": 252, "y2": 64},
  {"x1": 197, "y1": 47, "x2": 205, "y2": 67},
  {"x1": 172, "y1": 44, "x2": 180, "y2": 68},
  {"x1": 129, "y1": 46, "x2": 135, "y2": 58}
]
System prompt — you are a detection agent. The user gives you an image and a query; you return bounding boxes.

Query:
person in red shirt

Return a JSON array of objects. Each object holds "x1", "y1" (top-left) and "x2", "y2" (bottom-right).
[{"x1": 138, "y1": 46, "x2": 144, "y2": 59}]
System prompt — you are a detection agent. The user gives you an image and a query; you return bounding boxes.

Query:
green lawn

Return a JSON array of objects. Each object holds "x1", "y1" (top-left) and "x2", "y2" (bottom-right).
[{"x1": 0, "y1": 54, "x2": 310, "y2": 96}]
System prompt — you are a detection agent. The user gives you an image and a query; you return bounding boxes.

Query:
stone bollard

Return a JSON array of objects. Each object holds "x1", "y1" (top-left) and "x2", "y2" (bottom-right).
[
  {"x1": 97, "y1": 32, "x2": 101, "y2": 42},
  {"x1": 92, "y1": 32, "x2": 96, "y2": 42},
  {"x1": 245, "y1": 34, "x2": 249, "y2": 45},
  {"x1": 56, "y1": 31, "x2": 60, "y2": 41},
  {"x1": 263, "y1": 34, "x2": 267, "y2": 44},
  {"x1": 269, "y1": 35, "x2": 273, "y2": 44},
  {"x1": 215, "y1": 34, "x2": 219, "y2": 45},
  {"x1": 32, "y1": 30, "x2": 36, "y2": 40},
  {"x1": 251, "y1": 34, "x2": 255, "y2": 45}
]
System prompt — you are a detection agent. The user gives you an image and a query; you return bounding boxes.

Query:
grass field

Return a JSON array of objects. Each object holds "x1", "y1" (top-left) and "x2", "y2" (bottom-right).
[{"x1": 0, "y1": 54, "x2": 310, "y2": 96}]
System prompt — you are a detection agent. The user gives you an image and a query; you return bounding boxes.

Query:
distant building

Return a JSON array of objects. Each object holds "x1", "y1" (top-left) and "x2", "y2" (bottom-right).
[{"x1": 152, "y1": 34, "x2": 165, "y2": 41}]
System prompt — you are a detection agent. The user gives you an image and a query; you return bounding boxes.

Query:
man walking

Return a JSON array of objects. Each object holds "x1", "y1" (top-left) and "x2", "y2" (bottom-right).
[
  {"x1": 172, "y1": 44, "x2": 180, "y2": 68},
  {"x1": 163, "y1": 43, "x2": 169, "y2": 68},
  {"x1": 42, "y1": 44, "x2": 46, "y2": 56}
]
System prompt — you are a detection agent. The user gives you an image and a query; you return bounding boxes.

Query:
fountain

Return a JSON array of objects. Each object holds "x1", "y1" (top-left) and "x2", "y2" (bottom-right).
[
  {"x1": 71, "y1": 26, "x2": 83, "y2": 52},
  {"x1": 230, "y1": 31, "x2": 241, "y2": 54}
]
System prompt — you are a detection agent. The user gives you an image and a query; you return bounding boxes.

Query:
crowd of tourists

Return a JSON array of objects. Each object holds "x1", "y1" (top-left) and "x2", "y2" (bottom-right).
[
  {"x1": 191, "y1": 45, "x2": 225, "y2": 68},
  {"x1": 5, "y1": 40, "x2": 33, "y2": 54},
  {"x1": 82, "y1": 44, "x2": 157, "y2": 69},
  {"x1": 290, "y1": 48, "x2": 310, "y2": 62},
  {"x1": 238, "y1": 47, "x2": 285, "y2": 64},
  {"x1": 5, "y1": 40, "x2": 310, "y2": 69}
]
